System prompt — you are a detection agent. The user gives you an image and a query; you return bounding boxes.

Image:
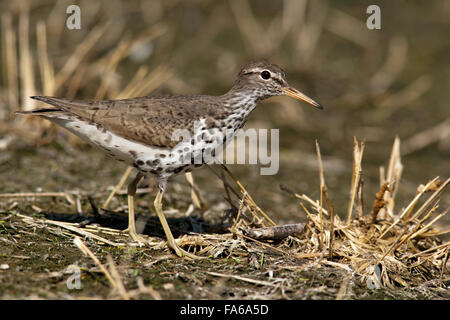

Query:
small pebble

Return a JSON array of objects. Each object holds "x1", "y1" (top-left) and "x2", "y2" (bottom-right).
[
  {"x1": 163, "y1": 283, "x2": 174, "y2": 290},
  {"x1": 0, "y1": 263, "x2": 10, "y2": 270}
]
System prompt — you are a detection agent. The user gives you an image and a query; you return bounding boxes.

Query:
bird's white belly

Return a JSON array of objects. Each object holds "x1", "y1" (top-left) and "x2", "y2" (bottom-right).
[
  {"x1": 48, "y1": 116, "x2": 236, "y2": 175},
  {"x1": 49, "y1": 117, "x2": 165, "y2": 165}
]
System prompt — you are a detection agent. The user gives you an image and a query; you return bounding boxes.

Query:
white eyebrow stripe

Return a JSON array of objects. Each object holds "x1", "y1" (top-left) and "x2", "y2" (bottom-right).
[
  {"x1": 243, "y1": 68, "x2": 285, "y2": 84},
  {"x1": 244, "y1": 68, "x2": 266, "y2": 74}
]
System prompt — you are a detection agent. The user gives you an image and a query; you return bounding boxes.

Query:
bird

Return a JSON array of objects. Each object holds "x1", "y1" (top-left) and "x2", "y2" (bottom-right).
[{"x1": 17, "y1": 60, "x2": 323, "y2": 258}]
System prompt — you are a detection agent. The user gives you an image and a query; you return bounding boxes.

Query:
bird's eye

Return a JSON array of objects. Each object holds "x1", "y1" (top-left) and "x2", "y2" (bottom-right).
[{"x1": 260, "y1": 70, "x2": 271, "y2": 80}]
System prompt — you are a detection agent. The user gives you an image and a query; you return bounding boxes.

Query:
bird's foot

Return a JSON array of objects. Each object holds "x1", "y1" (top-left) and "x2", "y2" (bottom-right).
[
  {"x1": 123, "y1": 227, "x2": 147, "y2": 246},
  {"x1": 169, "y1": 240, "x2": 203, "y2": 260}
]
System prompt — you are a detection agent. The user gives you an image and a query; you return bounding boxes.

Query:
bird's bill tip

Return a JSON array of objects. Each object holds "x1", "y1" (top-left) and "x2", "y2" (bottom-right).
[{"x1": 281, "y1": 87, "x2": 323, "y2": 110}]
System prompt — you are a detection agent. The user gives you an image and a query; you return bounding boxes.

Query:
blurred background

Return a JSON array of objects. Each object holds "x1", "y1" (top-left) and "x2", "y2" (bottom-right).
[{"x1": 0, "y1": 0, "x2": 448, "y2": 228}]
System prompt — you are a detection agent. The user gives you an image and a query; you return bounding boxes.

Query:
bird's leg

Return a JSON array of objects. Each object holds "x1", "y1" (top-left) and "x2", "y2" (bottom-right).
[
  {"x1": 123, "y1": 171, "x2": 146, "y2": 243},
  {"x1": 153, "y1": 189, "x2": 200, "y2": 259}
]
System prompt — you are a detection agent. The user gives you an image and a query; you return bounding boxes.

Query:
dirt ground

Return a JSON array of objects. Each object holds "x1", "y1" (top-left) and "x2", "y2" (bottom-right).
[
  {"x1": 0, "y1": 144, "x2": 448, "y2": 300},
  {"x1": 0, "y1": 1, "x2": 449, "y2": 300}
]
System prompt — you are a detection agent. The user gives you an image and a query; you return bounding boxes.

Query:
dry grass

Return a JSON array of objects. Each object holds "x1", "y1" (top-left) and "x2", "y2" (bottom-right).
[
  {"x1": 286, "y1": 138, "x2": 448, "y2": 290},
  {"x1": 0, "y1": 2, "x2": 168, "y2": 142},
  {"x1": 2, "y1": 138, "x2": 447, "y2": 299},
  {"x1": 0, "y1": 0, "x2": 448, "y2": 299}
]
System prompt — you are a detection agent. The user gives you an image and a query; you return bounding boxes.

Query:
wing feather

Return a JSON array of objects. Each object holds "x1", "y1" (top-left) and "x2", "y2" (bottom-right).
[{"x1": 28, "y1": 95, "x2": 224, "y2": 148}]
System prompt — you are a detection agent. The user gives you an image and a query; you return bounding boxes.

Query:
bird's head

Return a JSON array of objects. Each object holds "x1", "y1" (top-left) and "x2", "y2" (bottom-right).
[{"x1": 234, "y1": 60, "x2": 323, "y2": 110}]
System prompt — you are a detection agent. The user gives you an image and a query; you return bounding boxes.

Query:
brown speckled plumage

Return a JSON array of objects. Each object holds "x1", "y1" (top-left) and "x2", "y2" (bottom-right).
[
  {"x1": 17, "y1": 61, "x2": 323, "y2": 256},
  {"x1": 18, "y1": 60, "x2": 323, "y2": 181},
  {"x1": 27, "y1": 94, "x2": 236, "y2": 149},
  {"x1": 18, "y1": 61, "x2": 296, "y2": 150}
]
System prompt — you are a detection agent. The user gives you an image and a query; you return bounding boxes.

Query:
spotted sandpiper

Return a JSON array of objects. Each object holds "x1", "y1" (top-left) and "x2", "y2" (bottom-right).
[{"x1": 17, "y1": 60, "x2": 323, "y2": 258}]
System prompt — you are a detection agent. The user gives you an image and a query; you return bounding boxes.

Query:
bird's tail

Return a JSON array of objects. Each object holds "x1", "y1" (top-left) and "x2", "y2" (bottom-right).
[
  {"x1": 30, "y1": 95, "x2": 69, "y2": 107},
  {"x1": 16, "y1": 108, "x2": 61, "y2": 115},
  {"x1": 15, "y1": 96, "x2": 68, "y2": 116}
]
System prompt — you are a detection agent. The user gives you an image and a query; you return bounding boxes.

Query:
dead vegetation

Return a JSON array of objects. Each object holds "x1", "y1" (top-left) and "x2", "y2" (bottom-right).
[
  {"x1": 0, "y1": 1, "x2": 448, "y2": 300},
  {"x1": 0, "y1": 138, "x2": 448, "y2": 299}
]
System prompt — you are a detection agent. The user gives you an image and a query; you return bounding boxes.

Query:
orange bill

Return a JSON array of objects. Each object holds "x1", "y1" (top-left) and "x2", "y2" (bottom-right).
[{"x1": 281, "y1": 87, "x2": 323, "y2": 110}]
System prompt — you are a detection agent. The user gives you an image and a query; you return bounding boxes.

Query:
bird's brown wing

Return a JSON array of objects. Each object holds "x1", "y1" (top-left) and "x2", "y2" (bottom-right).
[{"x1": 29, "y1": 95, "x2": 217, "y2": 148}]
